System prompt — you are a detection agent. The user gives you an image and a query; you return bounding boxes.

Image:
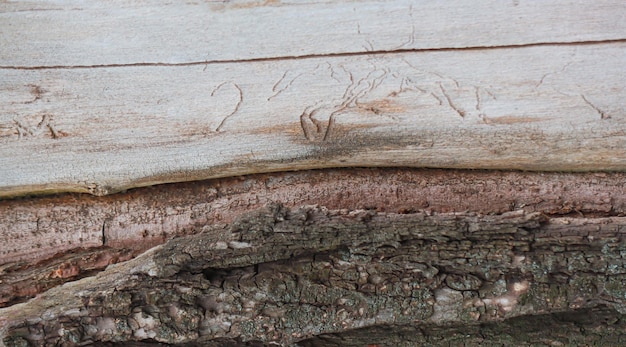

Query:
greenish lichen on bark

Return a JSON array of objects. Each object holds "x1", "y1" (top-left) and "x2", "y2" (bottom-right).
[{"x1": 3, "y1": 203, "x2": 626, "y2": 346}]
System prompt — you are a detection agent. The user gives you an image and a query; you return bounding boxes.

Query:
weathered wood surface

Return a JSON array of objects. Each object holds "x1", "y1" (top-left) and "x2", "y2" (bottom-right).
[
  {"x1": 1, "y1": 43, "x2": 626, "y2": 197},
  {"x1": 3, "y1": 204, "x2": 626, "y2": 346},
  {"x1": 2, "y1": 0, "x2": 625, "y2": 67},
  {"x1": 1, "y1": 1, "x2": 626, "y2": 197}
]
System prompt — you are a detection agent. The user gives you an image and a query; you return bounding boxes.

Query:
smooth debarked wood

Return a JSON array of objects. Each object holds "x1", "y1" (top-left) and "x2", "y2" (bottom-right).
[
  {"x1": 1, "y1": 43, "x2": 625, "y2": 197},
  {"x1": 1, "y1": 0, "x2": 625, "y2": 67}
]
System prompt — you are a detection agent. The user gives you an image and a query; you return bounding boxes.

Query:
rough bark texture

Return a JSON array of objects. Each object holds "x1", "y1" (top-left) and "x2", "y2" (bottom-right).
[
  {"x1": 2, "y1": 168, "x2": 625, "y2": 307},
  {"x1": 2, "y1": 169, "x2": 626, "y2": 346}
]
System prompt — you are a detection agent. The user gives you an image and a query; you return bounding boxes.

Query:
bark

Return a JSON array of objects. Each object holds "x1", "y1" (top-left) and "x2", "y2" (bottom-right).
[
  {"x1": 3, "y1": 168, "x2": 625, "y2": 307},
  {"x1": 3, "y1": 198, "x2": 626, "y2": 346}
]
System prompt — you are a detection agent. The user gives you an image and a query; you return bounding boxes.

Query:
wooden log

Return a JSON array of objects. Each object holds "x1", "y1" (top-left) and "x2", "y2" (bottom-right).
[
  {"x1": 2, "y1": 1, "x2": 626, "y2": 345},
  {"x1": 2, "y1": 43, "x2": 625, "y2": 197}
]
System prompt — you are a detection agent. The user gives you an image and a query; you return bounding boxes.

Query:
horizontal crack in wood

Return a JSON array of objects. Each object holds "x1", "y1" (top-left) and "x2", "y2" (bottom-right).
[{"x1": 1, "y1": 39, "x2": 625, "y2": 70}]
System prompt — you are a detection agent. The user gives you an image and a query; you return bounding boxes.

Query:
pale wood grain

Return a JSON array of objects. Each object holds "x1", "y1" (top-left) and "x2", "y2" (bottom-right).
[
  {"x1": 1, "y1": 43, "x2": 625, "y2": 197},
  {"x1": 1, "y1": 0, "x2": 626, "y2": 198},
  {"x1": 1, "y1": 0, "x2": 625, "y2": 67}
]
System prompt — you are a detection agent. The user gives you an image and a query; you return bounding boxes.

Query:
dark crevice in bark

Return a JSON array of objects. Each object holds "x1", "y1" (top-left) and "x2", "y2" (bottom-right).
[
  {"x1": 89, "y1": 339, "x2": 268, "y2": 346},
  {"x1": 299, "y1": 305, "x2": 626, "y2": 346}
]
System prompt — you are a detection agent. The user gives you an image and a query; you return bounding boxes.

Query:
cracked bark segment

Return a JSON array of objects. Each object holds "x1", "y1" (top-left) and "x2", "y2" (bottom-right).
[
  {"x1": 2, "y1": 168, "x2": 625, "y2": 307},
  {"x1": 2, "y1": 43, "x2": 626, "y2": 198},
  {"x1": 2, "y1": 1, "x2": 626, "y2": 67},
  {"x1": 3, "y1": 204, "x2": 626, "y2": 346}
]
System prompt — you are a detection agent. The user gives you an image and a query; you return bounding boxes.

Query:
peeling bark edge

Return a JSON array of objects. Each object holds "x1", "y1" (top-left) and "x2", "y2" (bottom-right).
[{"x1": 3, "y1": 204, "x2": 626, "y2": 346}]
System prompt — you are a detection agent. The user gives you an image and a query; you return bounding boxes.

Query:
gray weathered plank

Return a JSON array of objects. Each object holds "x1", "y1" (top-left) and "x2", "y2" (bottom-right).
[{"x1": 1, "y1": 43, "x2": 625, "y2": 197}]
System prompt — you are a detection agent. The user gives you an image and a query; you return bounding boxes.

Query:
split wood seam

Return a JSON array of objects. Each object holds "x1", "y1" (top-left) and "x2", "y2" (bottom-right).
[{"x1": 1, "y1": 0, "x2": 625, "y2": 198}]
